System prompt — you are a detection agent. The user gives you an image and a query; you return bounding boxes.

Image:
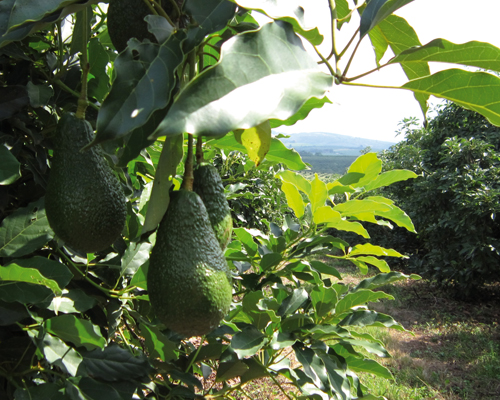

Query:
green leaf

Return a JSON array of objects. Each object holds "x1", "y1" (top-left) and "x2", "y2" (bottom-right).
[
  {"x1": 277, "y1": 288, "x2": 308, "y2": 316},
  {"x1": 234, "y1": 0, "x2": 323, "y2": 45},
  {"x1": 0, "y1": 263, "x2": 62, "y2": 295},
  {"x1": 280, "y1": 314, "x2": 314, "y2": 332},
  {"x1": 335, "y1": 338, "x2": 390, "y2": 358},
  {"x1": 363, "y1": 169, "x2": 417, "y2": 192},
  {"x1": 94, "y1": 32, "x2": 185, "y2": 145},
  {"x1": 140, "y1": 324, "x2": 178, "y2": 362},
  {"x1": 326, "y1": 219, "x2": 370, "y2": 238},
  {"x1": 26, "y1": 81, "x2": 53, "y2": 108},
  {"x1": 260, "y1": 252, "x2": 282, "y2": 270},
  {"x1": 309, "y1": 260, "x2": 342, "y2": 280},
  {"x1": 78, "y1": 377, "x2": 124, "y2": 400},
  {"x1": 333, "y1": 199, "x2": 392, "y2": 216},
  {"x1": 240, "y1": 357, "x2": 268, "y2": 384},
  {"x1": 360, "y1": 0, "x2": 415, "y2": 38},
  {"x1": 69, "y1": 5, "x2": 91, "y2": 56},
  {"x1": 233, "y1": 228, "x2": 258, "y2": 256},
  {"x1": 402, "y1": 69, "x2": 500, "y2": 127},
  {"x1": 81, "y1": 344, "x2": 152, "y2": 382},
  {"x1": 352, "y1": 256, "x2": 390, "y2": 273},
  {"x1": 270, "y1": 96, "x2": 332, "y2": 128},
  {"x1": 48, "y1": 289, "x2": 97, "y2": 314},
  {"x1": 45, "y1": 315, "x2": 106, "y2": 351},
  {"x1": 311, "y1": 285, "x2": 338, "y2": 318},
  {"x1": 346, "y1": 357, "x2": 393, "y2": 380},
  {"x1": 335, "y1": 0, "x2": 351, "y2": 29},
  {"x1": 234, "y1": 120, "x2": 271, "y2": 166},
  {"x1": 130, "y1": 261, "x2": 148, "y2": 290},
  {"x1": 7, "y1": 0, "x2": 81, "y2": 31},
  {"x1": 354, "y1": 271, "x2": 420, "y2": 291},
  {"x1": 230, "y1": 325, "x2": 268, "y2": 358},
  {"x1": 0, "y1": 145, "x2": 20, "y2": 185},
  {"x1": 281, "y1": 181, "x2": 305, "y2": 218},
  {"x1": 391, "y1": 39, "x2": 500, "y2": 72},
  {"x1": 14, "y1": 256, "x2": 73, "y2": 288},
  {"x1": 309, "y1": 174, "x2": 328, "y2": 214},
  {"x1": 335, "y1": 289, "x2": 394, "y2": 315},
  {"x1": 0, "y1": 198, "x2": 53, "y2": 257},
  {"x1": 88, "y1": 37, "x2": 110, "y2": 103},
  {"x1": 277, "y1": 170, "x2": 311, "y2": 195},
  {"x1": 349, "y1": 243, "x2": 403, "y2": 258},
  {"x1": 270, "y1": 331, "x2": 297, "y2": 350},
  {"x1": 375, "y1": 15, "x2": 429, "y2": 113},
  {"x1": 216, "y1": 361, "x2": 249, "y2": 382},
  {"x1": 120, "y1": 242, "x2": 152, "y2": 277},
  {"x1": 14, "y1": 383, "x2": 66, "y2": 400},
  {"x1": 152, "y1": 21, "x2": 332, "y2": 138},
  {"x1": 293, "y1": 346, "x2": 329, "y2": 390},
  {"x1": 38, "y1": 332, "x2": 83, "y2": 377},
  {"x1": 313, "y1": 206, "x2": 341, "y2": 225},
  {"x1": 346, "y1": 153, "x2": 382, "y2": 188},
  {"x1": 142, "y1": 134, "x2": 184, "y2": 233},
  {"x1": 210, "y1": 133, "x2": 307, "y2": 170},
  {"x1": 339, "y1": 310, "x2": 406, "y2": 331}
]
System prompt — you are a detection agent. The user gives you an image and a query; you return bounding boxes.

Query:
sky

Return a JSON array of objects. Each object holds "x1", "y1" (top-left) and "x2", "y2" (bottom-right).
[{"x1": 272, "y1": 0, "x2": 500, "y2": 143}]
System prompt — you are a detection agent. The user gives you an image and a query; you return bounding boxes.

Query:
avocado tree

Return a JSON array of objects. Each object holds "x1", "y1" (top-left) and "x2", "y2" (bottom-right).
[{"x1": 2, "y1": 1, "x2": 500, "y2": 399}]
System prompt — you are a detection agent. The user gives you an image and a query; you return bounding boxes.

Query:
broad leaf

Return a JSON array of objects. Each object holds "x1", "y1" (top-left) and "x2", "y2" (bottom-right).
[
  {"x1": 152, "y1": 21, "x2": 332, "y2": 138},
  {"x1": 351, "y1": 256, "x2": 390, "y2": 273},
  {"x1": 0, "y1": 263, "x2": 61, "y2": 295},
  {"x1": 140, "y1": 324, "x2": 178, "y2": 362},
  {"x1": 360, "y1": 0, "x2": 414, "y2": 38},
  {"x1": 234, "y1": 0, "x2": 323, "y2": 45},
  {"x1": 309, "y1": 174, "x2": 328, "y2": 214},
  {"x1": 48, "y1": 289, "x2": 97, "y2": 314},
  {"x1": 234, "y1": 120, "x2": 271, "y2": 166},
  {"x1": 293, "y1": 346, "x2": 329, "y2": 390},
  {"x1": 363, "y1": 169, "x2": 417, "y2": 192},
  {"x1": 142, "y1": 134, "x2": 184, "y2": 233},
  {"x1": 391, "y1": 39, "x2": 500, "y2": 72},
  {"x1": 38, "y1": 332, "x2": 83, "y2": 377},
  {"x1": 313, "y1": 206, "x2": 341, "y2": 225},
  {"x1": 349, "y1": 243, "x2": 403, "y2": 258},
  {"x1": 231, "y1": 325, "x2": 268, "y2": 358},
  {"x1": 311, "y1": 285, "x2": 338, "y2": 318},
  {"x1": 346, "y1": 357, "x2": 393, "y2": 380},
  {"x1": 130, "y1": 261, "x2": 148, "y2": 290},
  {"x1": 14, "y1": 257, "x2": 73, "y2": 288},
  {"x1": 346, "y1": 153, "x2": 382, "y2": 188},
  {"x1": 270, "y1": 96, "x2": 332, "y2": 128},
  {"x1": 354, "y1": 271, "x2": 420, "y2": 291},
  {"x1": 216, "y1": 361, "x2": 249, "y2": 381},
  {"x1": 81, "y1": 344, "x2": 152, "y2": 382},
  {"x1": 77, "y1": 377, "x2": 124, "y2": 400},
  {"x1": 277, "y1": 288, "x2": 308, "y2": 316},
  {"x1": 335, "y1": 338, "x2": 390, "y2": 358},
  {"x1": 45, "y1": 315, "x2": 106, "y2": 351},
  {"x1": 277, "y1": 170, "x2": 311, "y2": 195},
  {"x1": 0, "y1": 145, "x2": 20, "y2": 185},
  {"x1": 339, "y1": 310, "x2": 406, "y2": 331},
  {"x1": 120, "y1": 242, "x2": 152, "y2": 277},
  {"x1": 335, "y1": 289, "x2": 394, "y2": 315},
  {"x1": 0, "y1": 198, "x2": 53, "y2": 257},
  {"x1": 402, "y1": 69, "x2": 500, "y2": 127},
  {"x1": 94, "y1": 32, "x2": 185, "y2": 145},
  {"x1": 281, "y1": 182, "x2": 305, "y2": 218},
  {"x1": 333, "y1": 199, "x2": 392, "y2": 216}
]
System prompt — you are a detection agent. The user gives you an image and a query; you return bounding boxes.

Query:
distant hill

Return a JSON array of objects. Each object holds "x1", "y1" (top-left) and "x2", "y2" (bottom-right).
[{"x1": 276, "y1": 131, "x2": 396, "y2": 156}]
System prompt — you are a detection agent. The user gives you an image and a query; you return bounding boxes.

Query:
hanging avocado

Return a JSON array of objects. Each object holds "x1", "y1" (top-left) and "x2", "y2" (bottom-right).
[
  {"x1": 45, "y1": 112, "x2": 126, "y2": 253},
  {"x1": 193, "y1": 164, "x2": 233, "y2": 251},
  {"x1": 147, "y1": 189, "x2": 232, "y2": 337}
]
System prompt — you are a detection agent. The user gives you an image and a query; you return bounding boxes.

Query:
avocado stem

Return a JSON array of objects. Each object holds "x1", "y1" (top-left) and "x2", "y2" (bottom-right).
[
  {"x1": 181, "y1": 133, "x2": 194, "y2": 191},
  {"x1": 195, "y1": 135, "x2": 204, "y2": 165}
]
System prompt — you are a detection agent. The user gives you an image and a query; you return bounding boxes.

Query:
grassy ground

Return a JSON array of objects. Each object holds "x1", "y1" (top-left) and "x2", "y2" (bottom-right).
[{"x1": 241, "y1": 260, "x2": 500, "y2": 400}]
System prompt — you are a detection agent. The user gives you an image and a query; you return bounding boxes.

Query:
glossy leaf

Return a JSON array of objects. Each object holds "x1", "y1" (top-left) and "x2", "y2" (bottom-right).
[
  {"x1": 120, "y1": 242, "x2": 152, "y2": 277},
  {"x1": 346, "y1": 153, "x2": 382, "y2": 188},
  {"x1": 293, "y1": 346, "x2": 329, "y2": 390},
  {"x1": 349, "y1": 243, "x2": 403, "y2": 258},
  {"x1": 130, "y1": 261, "x2": 148, "y2": 290},
  {"x1": 402, "y1": 69, "x2": 500, "y2": 127},
  {"x1": 230, "y1": 325, "x2": 268, "y2": 358},
  {"x1": 326, "y1": 219, "x2": 370, "y2": 238},
  {"x1": 391, "y1": 39, "x2": 500, "y2": 71},
  {"x1": 278, "y1": 288, "x2": 308, "y2": 316},
  {"x1": 309, "y1": 174, "x2": 328, "y2": 214},
  {"x1": 140, "y1": 324, "x2": 178, "y2": 362},
  {"x1": 234, "y1": 120, "x2": 271, "y2": 166},
  {"x1": 216, "y1": 361, "x2": 249, "y2": 381},
  {"x1": 234, "y1": 0, "x2": 323, "y2": 45},
  {"x1": 0, "y1": 145, "x2": 20, "y2": 185},
  {"x1": 363, "y1": 169, "x2": 417, "y2": 192},
  {"x1": 360, "y1": 0, "x2": 414, "y2": 38},
  {"x1": 0, "y1": 263, "x2": 62, "y2": 295},
  {"x1": 352, "y1": 256, "x2": 390, "y2": 272},
  {"x1": 94, "y1": 33, "x2": 185, "y2": 145},
  {"x1": 336, "y1": 289, "x2": 394, "y2": 315},
  {"x1": 39, "y1": 332, "x2": 83, "y2": 377},
  {"x1": 0, "y1": 198, "x2": 53, "y2": 258},
  {"x1": 364, "y1": 196, "x2": 416, "y2": 232},
  {"x1": 333, "y1": 199, "x2": 392, "y2": 216},
  {"x1": 77, "y1": 377, "x2": 124, "y2": 400},
  {"x1": 152, "y1": 21, "x2": 332, "y2": 138},
  {"x1": 311, "y1": 285, "x2": 338, "y2": 318},
  {"x1": 26, "y1": 81, "x2": 53, "y2": 108},
  {"x1": 48, "y1": 289, "x2": 97, "y2": 314},
  {"x1": 281, "y1": 181, "x2": 305, "y2": 218},
  {"x1": 81, "y1": 344, "x2": 152, "y2": 382},
  {"x1": 270, "y1": 96, "x2": 332, "y2": 128},
  {"x1": 347, "y1": 357, "x2": 393, "y2": 380},
  {"x1": 354, "y1": 271, "x2": 421, "y2": 291},
  {"x1": 313, "y1": 206, "x2": 341, "y2": 225},
  {"x1": 339, "y1": 310, "x2": 406, "y2": 331},
  {"x1": 277, "y1": 170, "x2": 311, "y2": 195},
  {"x1": 336, "y1": 338, "x2": 390, "y2": 358},
  {"x1": 142, "y1": 134, "x2": 184, "y2": 233},
  {"x1": 233, "y1": 228, "x2": 258, "y2": 256},
  {"x1": 309, "y1": 260, "x2": 342, "y2": 280},
  {"x1": 45, "y1": 315, "x2": 106, "y2": 351}
]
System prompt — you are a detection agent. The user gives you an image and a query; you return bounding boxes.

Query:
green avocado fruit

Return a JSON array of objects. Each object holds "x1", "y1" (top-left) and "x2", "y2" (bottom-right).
[
  {"x1": 147, "y1": 190, "x2": 232, "y2": 337},
  {"x1": 45, "y1": 113, "x2": 126, "y2": 254},
  {"x1": 107, "y1": 0, "x2": 171, "y2": 53},
  {"x1": 193, "y1": 164, "x2": 233, "y2": 251}
]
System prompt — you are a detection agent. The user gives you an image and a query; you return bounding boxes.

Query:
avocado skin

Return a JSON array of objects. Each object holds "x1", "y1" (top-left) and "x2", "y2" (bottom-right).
[
  {"x1": 107, "y1": 0, "x2": 170, "y2": 53},
  {"x1": 147, "y1": 190, "x2": 232, "y2": 337},
  {"x1": 193, "y1": 164, "x2": 233, "y2": 251},
  {"x1": 45, "y1": 113, "x2": 126, "y2": 254}
]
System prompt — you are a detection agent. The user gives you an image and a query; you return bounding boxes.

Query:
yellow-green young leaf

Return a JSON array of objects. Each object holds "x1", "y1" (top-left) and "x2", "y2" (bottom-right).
[
  {"x1": 277, "y1": 170, "x2": 311, "y2": 195},
  {"x1": 326, "y1": 219, "x2": 370, "y2": 238},
  {"x1": 234, "y1": 121, "x2": 271, "y2": 166},
  {"x1": 313, "y1": 206, "x2": 341, "y2": 225},
  {"x1": 327, "y1": 181, "x2": 355, "y2": 195},
  {"x1": 333, "y1": 199, "x2": 392, "y2": 216},
  {"x1": 335, "y1": 289, "x2": 394, "y2": 315},
  {"x1": 354, "y1": 256, "x2": 390, "y2": 273},
  {"x1": 281, "y1": 182, "x2": 305, "y2": 218},
  {"x1": 0, "y1": 264, "x2": 62, "y2": 295},
  {"x1": 364, "y1": 169, "x2": 418, "y2": 191},
  {"x1": 402, "y1": 69, "x2": 500, "y2": 127},
  {"x1": 309, "y1": 174, "x2": 328, "y2": 213},
  {"x1": 365, "y1": 197, "x2": 416, "y2": 233},
  {"x1": 346, "y1": 153, "x2": 382, "y2": 188},
  {"x1": 350, "y1": 243, "x2": 404, "y2": 258}
]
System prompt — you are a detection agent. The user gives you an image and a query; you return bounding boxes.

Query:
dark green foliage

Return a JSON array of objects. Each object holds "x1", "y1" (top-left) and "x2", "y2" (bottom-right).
[
  {"x1": 107, "y1": 0, "x2": 180, "y2": 53},
  {"x1": 147, "y1": 190, "x2": 232, "y2": 337},
  {"x1": 45, "y1": 113, "x2": 126, "y2": 253},
  {"x1": 380, "y1": 103, "x2": 500, "y2": 293},
  {"x1": 193, "y1": 163, "x2": 232, "y2": 250}
]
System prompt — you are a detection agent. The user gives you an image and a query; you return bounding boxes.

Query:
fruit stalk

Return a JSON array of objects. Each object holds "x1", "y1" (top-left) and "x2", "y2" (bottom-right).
[{"x1": 181, "y1": 133, "x2": 194, "y2": 191}]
